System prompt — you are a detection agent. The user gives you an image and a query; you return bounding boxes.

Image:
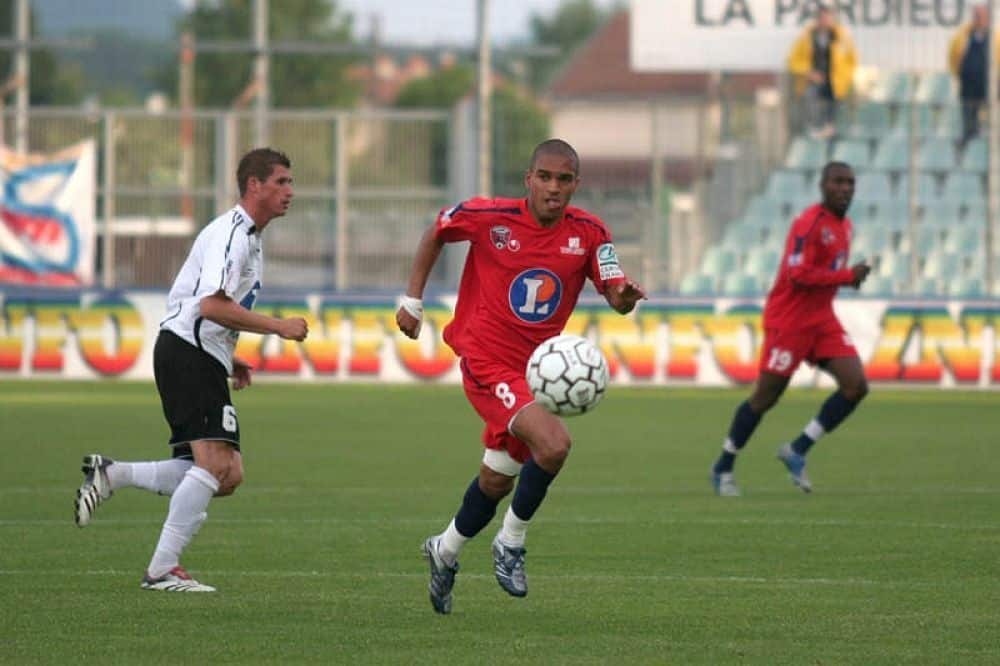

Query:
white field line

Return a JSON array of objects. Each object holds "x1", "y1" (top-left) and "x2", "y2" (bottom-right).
[
  {"x1": 3, "y1": 485, "x2": 1000, "y2": 496},
  {"x1": 0, "y1": 568, "x2": 967, "y2": 590},
  {"x1": 0, "y1": 516, "x2": 996, "y2": 531}
]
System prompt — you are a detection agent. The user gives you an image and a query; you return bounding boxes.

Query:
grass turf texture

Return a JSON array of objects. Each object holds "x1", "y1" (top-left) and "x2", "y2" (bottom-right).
[{"x1": 1, "y1": 380, "x2": 997, "y2": 664}]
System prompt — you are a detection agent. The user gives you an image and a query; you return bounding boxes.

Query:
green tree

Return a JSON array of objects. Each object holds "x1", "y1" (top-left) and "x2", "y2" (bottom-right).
[
  {"x1": 0, "y1": 0, "x2": 83, "y2": 105},
  {"x1": 157, "y1": 0, "x2": 360, "y2": 108},
  {"x1": 527, "y1": 0, "x2": 612, "y2": 90},
  {"x1": 395, "y1": 64, "x2": 550, "y2": 193}
]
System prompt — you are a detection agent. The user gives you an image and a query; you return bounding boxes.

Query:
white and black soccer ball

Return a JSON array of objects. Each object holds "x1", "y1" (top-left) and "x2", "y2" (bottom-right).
[{"x1": 526, "y1": 334, "x2": 609, "y2": 417}]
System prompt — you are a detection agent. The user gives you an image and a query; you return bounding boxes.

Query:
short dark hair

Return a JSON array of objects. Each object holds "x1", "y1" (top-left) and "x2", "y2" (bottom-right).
[
  {"x1": 821, "y1": 160, "x2": 852, "y2": 182},
  {"x1": 529, "y1": 139, "x2": 580, "y2": 175},
  {"x1": 237, "y1": 148, "x2": 291, "y2": 196}
]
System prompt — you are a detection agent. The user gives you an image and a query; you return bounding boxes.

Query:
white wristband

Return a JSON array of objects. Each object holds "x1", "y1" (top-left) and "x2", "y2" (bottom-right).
[{"x1": 398, "y1": 295, "x2": 423, "y2": 319}]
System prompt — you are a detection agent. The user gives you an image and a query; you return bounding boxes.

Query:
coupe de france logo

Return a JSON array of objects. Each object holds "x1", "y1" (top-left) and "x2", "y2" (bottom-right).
[{"x1": 509, "y1": 268, "x2": 562, "y2": 323}]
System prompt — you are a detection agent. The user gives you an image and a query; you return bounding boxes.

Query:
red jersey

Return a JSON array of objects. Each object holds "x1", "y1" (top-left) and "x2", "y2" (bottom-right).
[
  {"x1": 764, "y1": 204, "x2": 855, "y2": 330},
  {"x1": 435, "y1": 196, "x2": 625, "y2": 366}
]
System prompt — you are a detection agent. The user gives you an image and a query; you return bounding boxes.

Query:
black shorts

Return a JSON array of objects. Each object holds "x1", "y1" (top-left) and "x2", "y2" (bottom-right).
[{"x1": 153, "y1": 329, "x2": 241, "y2": 459}]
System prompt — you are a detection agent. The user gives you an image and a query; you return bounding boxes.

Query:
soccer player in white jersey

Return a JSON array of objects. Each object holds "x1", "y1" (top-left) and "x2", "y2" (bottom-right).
[{"x1": 73, "y1": 148, "x2": 308, "y2": 592}]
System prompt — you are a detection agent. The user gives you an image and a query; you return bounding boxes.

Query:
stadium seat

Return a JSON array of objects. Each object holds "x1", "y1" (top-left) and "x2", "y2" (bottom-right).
[
  {"x1": 899, "y1": 172, "x2": 941, "y2": 203},
  {"x1": 960, "y1": 138, "x2": 987, "y2": 172},
  {"x1": 721, "y1": 220, "x2": 767, "y2": 248},
  {"x1": 700, "y1": 246, "x2": 738, "y2": 276},
  {"x1": 937, "y1": 105, "x2": 962, "y2": 139},
  {"x1": 785, "y1": 137, "x2": 828, "y2": 170},
  {"x1": 862, "y1": 275, "x2": 896, "y2": 296},
  {"x1": 943, "y1": 172, "x2": 985, "y2": 200},
  {"x1": 962, "y1": 200, "x2": 987, "y2": 224},
  {"x1": 920, "y1": 200, "x2": 962, "y2": 225},
  {"x1": 870, "y1": 71, "x2": 914, "y2": 104},
  {"x1": 922, "y1": 251, "x2": 961, "y2": 280},
  {"x1": 942, "y1": 226, "x2": 982, "y2": 254},
  {"x1": 895, "y1": 104, "x2": 935, "y2": 136},
  {"x1": 744, "y1": 247, "x2": 780, "y2": 279},
  {"x1": 831, "y1": 139, "x2": 871, "y2": 168},
  {"x1": 678, "y1": 273, "x2": 716, "y2": 296},
  {"x1": 879, "y1": 250, "x2": 912, "y2": 282},
  {"x1": 911, "y1": 276, "x2": 942, "y2": 297},
  {"x1": 765, "y1": 170, "x2": 810, "y2": 201},
  {"x1": 843, "y1": 102, "x2": 893, "y2": 138},
  {"x1": 917, "y1": 137, "x2": 957, "y2": 172},
  {"x1": 854, "y1": 171, "x2": 894, "y2": 202},
  {"x1": 914, "y1": 72, "x2": 954, "y2": 106},
  {"x1": 720, "y1": 273, "x2": 760, "y2": 297},
  {"x1": 899, "y1": 225, "x2": 942, "y2": 255},
  {"x1": 872, "y1": 135, "x2": 910, "y2": 171},
  {"x1": 745, "y1": 195, "x2": 784, "y2": 223},
  {"x1": 853, "y1": 227, "x2": 892, "y2": 256},
  {"x1": 869, "y1": 200, "x2": 911, "y2": 230},
  {"x1": 948, "y1": 276, "x2": 986, "y2": 298}
]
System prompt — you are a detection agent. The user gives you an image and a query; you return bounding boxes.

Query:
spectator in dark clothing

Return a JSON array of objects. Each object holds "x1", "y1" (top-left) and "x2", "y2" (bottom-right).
[{"x1": 949, "y1": 5, "x2": 994, "y2": 146}]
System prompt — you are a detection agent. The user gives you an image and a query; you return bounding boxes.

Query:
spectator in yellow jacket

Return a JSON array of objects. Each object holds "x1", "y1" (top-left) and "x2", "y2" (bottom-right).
[
  {"x1": 949, "y1": 5, "x2": 995, "y2": 146},
  {"x1": 788, "y1": 7, "x2": 858, "y2": 139}
]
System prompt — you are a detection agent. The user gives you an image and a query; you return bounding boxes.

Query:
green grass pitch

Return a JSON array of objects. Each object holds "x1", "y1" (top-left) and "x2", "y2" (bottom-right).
[{"x1": 1, "y1": 380, "x2": 997, "y2": 664}]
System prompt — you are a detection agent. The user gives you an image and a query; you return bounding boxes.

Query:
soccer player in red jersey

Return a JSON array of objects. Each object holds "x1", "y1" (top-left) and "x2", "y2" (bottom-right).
[
  {"x1": 711, "y1": 162, "x2": 871, "y2": 496},
  {"x1": 396, "y1": 139, "x2": 646, "y2": 614}
]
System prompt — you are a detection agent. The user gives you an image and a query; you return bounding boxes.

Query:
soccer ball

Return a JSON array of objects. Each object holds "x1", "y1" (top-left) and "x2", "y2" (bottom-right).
[{"x1": 526, "y1": 334, "x2": 609, "y2": 416}]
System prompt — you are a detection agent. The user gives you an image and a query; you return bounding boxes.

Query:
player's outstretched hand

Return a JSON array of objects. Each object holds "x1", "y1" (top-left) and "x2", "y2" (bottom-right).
[
  {"x1": 850, "y1": 262, "x2": 871, "y2": 289},
  {"x1": 610, "y1": 279, "x2": 647, "y2": 314},
  {"x1": 396, "y1": 307, "x2": 422, "y2": 339},
  {"x1": 278, "y1": 317, "x2": 309, "y2": 341},
  {"x1": 232, "y1": 357, "x2": 253, "y2": 391}
]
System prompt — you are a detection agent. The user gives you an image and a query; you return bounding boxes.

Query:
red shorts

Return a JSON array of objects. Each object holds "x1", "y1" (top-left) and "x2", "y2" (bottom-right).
[
  {"x1": 758, "y1": 319, "x2": 858, "y2": 377},
  {"x1": 459, "y1": 357, "x2": 535, "y2": 463}
]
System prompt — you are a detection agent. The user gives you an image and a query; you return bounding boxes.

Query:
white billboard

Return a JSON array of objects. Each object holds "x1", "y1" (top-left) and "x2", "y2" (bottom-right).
[
  {"x1": 631, "y1": 0, "x2": 968, "y2": 72},
  {"x1": 1, "y1": 290, "x2": 999, "y2": 389}
]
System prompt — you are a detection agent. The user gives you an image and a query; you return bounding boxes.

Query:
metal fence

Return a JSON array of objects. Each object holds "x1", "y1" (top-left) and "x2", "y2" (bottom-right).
[
  {"x1": 8, "y1": 79, "x2": 997, "y2": 299},
  {"x1": 3, "y1": 107, "x2": 452, "y2": 291}
]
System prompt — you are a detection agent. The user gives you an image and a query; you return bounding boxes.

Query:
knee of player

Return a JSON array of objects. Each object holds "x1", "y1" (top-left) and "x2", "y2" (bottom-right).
[
  {"x1": 479, "y1": 468, "x2": 516, "y2": 498},
  {"x1": 842, "y1": 379, "x2": 869, "y2": 403},
  {"x1": 537, "y1": 431, "x2": 572, "y2": 468}
]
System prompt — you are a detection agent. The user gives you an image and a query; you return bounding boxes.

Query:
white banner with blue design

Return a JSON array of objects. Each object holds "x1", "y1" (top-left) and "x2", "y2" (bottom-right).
[{"x1": 0, "y1": 140, "x2": 96, "y2": 286}]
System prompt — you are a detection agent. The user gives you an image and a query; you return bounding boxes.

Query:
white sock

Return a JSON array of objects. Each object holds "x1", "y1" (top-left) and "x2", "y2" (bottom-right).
[
  {"x1": 803, "y1": 419, "x2": 826, "y2": 442},
  {"x1": 497, "y1": 506, "x2": 530, "y2": 548},
  {"x1": 436, "y1": 519, "x2": 468, "y2": 566},
  {"x1": 147, "y1": 466, "x2": 219, "y2": 578},
  {"x1": 107, "y1": 459, "x2": 193, "y2": 495}
]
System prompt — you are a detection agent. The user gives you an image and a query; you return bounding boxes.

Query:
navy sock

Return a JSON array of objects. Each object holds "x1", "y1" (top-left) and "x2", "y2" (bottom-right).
[
  {"x1": 510, "y1": 458, "x2": 557, "y2": 521},
  {"x1": 791, "y1": 391, "x2": 859, "y2": 455},
  {"x1": 453, "y1": 477, "x2": 500, "y2": 538},
  {"x1": 713, "y1": 400, "x2": 762, "y2": 474},
  {"x1": 713, "y1": 451, "x2": 736, "y2": 474}
]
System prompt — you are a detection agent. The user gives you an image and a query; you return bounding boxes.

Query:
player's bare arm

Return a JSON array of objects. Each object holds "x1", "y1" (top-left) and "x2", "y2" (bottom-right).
[
  {"x1": 396, "y1": 224, "x2": 446, "y2": 339},
  {"x1": 604, "y1": 279, "x2": 647, "y2": 314},
  {"x1": 200, "y1": 291, "x2": 308, "y2": 340}
]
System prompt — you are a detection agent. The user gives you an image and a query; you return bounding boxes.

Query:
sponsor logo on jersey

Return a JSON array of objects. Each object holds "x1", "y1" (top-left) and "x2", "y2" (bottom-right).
[
  {"x1": 509, "y1": 268, "x2": 562, "y2": 323},
  {"x1": 596, "y1": 242, "x2": 623, "y2": 280},
  {"x1": 560, "y1": 236, "x2": 585, "y2": 255}
]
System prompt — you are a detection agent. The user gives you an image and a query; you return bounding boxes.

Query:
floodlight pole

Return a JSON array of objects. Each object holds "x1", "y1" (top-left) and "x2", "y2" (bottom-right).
[
  {"x1": 14, "y1": 0, "x2": 28, "y2": 153},
  {"x1": 253, "y1": 0, "x2": 269, "y2": 146},
  {"x1": 988, "y1": 0, "x2": 997, "y2": 295},
  {"x1": 477, "y1": 0, "x2": 491, "y2": 197}
]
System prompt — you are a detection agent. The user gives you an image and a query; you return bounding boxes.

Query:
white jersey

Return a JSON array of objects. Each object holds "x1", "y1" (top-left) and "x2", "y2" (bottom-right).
[{"x1": 160, "y1": 204, "x2": 263, "y2": 374}]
